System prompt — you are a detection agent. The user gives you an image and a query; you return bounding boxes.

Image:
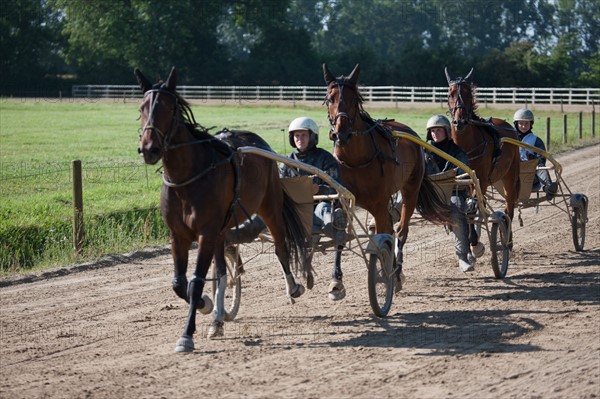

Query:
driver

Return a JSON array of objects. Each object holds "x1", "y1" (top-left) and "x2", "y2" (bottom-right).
[
  {"x1": 424, "y1": 114, "x2": 483, "y2": 273},
  {"x1": 227, "y1": 117, "x2": 347, "y2": 247},
  {"x1": 513, "y1": 108, "x2": 558, "y2": 199}
]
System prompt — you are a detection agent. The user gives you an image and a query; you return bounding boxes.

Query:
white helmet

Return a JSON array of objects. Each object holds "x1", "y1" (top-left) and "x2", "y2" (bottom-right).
[
  {"x1": 513, "y1": 108, "x2": 534, "y2": 122},
  {"x1": 288, "y1": 117, "x2": 319, "y2": 148},
  {"x1": 425, "y1": 114, "x2": 451, "y2": 141}
]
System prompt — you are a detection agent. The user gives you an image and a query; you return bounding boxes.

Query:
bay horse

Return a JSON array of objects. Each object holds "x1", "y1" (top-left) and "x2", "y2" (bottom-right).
[
  {"x1": 323, "y1": 64, "x2": 452, "y2": 290},
  {"x1": 445, "y1": 68, "x2": 520, "y2": 232},
  {"x1": 135, "y1": 67, "x2": 311, "y2": 352}
]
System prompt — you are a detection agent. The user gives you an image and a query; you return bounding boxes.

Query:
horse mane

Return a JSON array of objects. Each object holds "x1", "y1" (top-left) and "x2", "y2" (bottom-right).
[
  {"x1": 467, "y1": 82, "x2": 480, "y2": 117},
  {"x1": 174, "y1": 91, "x2": 211, "y2": 139}
]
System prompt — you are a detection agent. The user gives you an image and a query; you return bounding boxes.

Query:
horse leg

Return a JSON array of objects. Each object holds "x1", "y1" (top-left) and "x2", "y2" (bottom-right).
[
  {"x1": 328, "y1": 245, "x2": 346, "y2": 301},
  {"x1": 170, "y1": 236, "x2": 192, "y2": 302},
  {"x1": 394, "y1": 192, "x2": 418, "y2": 293},
  {"x1": 175, "y1": 236, "x2": 215, "y2": 353},
  {"x1": 464, "y1": 196, "x2": 485, "y2": 258},
  {"x1": 207, "y1": 237, "x2": 227, "y2": 339},
  {"x1": 261, "y1": 213, "x2": 306, "y2": 303}
]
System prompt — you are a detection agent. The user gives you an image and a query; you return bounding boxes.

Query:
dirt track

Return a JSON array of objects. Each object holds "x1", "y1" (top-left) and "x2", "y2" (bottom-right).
[{"x1": 1, "y1": 144, "x2": 599, "y2": 398}]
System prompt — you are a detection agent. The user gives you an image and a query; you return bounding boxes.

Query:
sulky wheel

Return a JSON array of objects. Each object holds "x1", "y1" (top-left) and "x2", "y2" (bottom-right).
[
  {"x1": 367, "y1": 241, "x2": 394, "y2": 317},
  {"x1": 571, "y1": 205, "x2": 586, "y2": 251},
  {"x1": 489, "y1": 212, "x2": 511, "y2": 279},
  {"x1": 211, "y1": 246, "x2": 242, "y2": 321}
]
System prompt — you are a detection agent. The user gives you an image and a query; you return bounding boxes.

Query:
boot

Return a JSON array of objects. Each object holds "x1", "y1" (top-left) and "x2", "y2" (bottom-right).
[
  {"x1": 543, "y1": 182, "x2": 558, "y2": 200},
  {"x1": 458, "y1": 253, "x2": 474, "y2": 273}
]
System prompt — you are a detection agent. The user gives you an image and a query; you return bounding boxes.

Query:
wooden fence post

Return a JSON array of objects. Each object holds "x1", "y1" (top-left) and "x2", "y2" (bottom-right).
[
  {"x1": 592, "y1": 110, "x2": 596, "y2": 138},
  {"x1": 563, "y1": 114, "x2": 567, "y2": 144},
  {"x1": 72, "y1": 160, "x2": 84, "y2": 255},
  {"x1": 578, "y1": 111, "x2": 583, "y2": 139},
  {"x1": 546, "y1": 117, "x2": 551, "y2": 150}
]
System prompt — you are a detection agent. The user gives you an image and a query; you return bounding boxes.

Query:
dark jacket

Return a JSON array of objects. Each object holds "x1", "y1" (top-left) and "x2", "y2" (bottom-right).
[
  {"x1": 279, "y1": 146, "x2": 340, "y2": 196},
  {"x1": 426, "y1": 138, "x2": 470, "y2": 175}
]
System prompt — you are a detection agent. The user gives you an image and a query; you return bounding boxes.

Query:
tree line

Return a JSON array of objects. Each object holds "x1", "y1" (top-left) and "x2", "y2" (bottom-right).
[{"x1": 1, "y1": 0, "x2": 599, "y2": 96}]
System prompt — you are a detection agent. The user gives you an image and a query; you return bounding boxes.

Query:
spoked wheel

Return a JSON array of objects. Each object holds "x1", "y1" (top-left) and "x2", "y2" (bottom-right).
[
  {"x1": 211, "y1": 247, "x2": 242, "y2": 321},
  {"x1": 571, "y1": 206, "x2": 586, "y2": 251},
  {"x1": 367, "y1": 243, "x2": 394, "y2": 317},
  {"x1": 489, "y1": 213, "x2": 511, "y2": 279}
]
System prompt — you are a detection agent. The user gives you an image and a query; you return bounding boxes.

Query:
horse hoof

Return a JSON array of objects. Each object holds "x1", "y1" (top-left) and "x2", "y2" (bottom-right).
[
  {"x1": 306, "y1": 273, "x2": 314, "y2": 290},
  {"x1": 174, "y1": 336, "x2": 194, "y2": 352},
  {"x1": 291, "y1": 283, "x2": 305, "y2": 298},
  {"x1": 394, "y1": 272, "x2": 406, "y2": 294},
  {"x1": 207, "y1": 321, "x2": 224, "y2": 339},
  {"x1": 328, "y1": 280, "x2": 346, "y2": 301},
  {"x1": 471, "y1": 242, "x2": 485, "y2": 258},
  {"x1": 197, "y1": 295, "x2": 213, "y2": 315}
]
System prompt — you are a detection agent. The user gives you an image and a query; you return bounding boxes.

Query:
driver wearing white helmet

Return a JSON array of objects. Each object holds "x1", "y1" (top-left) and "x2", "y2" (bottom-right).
[
  {"x1": 513, "y1": 108, "x2": 558, "y2": 199},
  {"x1": 280, "y1": 117, "x2": 347, "y2": 246},
  {"x1": 227, "y1": 117, "x2": 347, "y2": 247}
]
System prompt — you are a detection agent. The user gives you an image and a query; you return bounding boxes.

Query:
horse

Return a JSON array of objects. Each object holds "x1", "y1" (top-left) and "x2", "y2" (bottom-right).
[
  {"x1": 323, "y1": 64, "x2": 453, "y2": 291},
  {"x1": 135, "y1": 67, "x2": 312, "y2": 352},
  {"x1": 445, "y1": 67, "x2": 520, "y2": 233}
]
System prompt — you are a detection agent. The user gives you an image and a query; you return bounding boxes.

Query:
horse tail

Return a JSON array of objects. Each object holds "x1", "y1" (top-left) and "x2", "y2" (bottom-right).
[
  {"x1": 282, "y1": 191, "x2": 313, "y2": 279},
  {"x1": 416, "y1": 176, "x2": 454, "y2": 225}
]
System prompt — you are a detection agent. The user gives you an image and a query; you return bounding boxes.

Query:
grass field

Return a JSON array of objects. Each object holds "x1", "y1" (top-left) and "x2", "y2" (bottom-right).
[{"x1": 1, "y1": 98, "x2": 597, "y2": 273}]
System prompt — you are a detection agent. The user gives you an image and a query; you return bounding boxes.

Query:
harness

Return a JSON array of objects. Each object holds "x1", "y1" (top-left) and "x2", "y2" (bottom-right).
[{"x1": 140, "y1": 87, "x2": 245, "y2": 231}]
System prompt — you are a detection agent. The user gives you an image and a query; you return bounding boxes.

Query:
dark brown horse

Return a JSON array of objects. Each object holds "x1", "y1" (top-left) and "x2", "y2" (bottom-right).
[
  {"x1": 323, "y1": 64, "x2": 452, "y2": 289},
  {"x1": 445, "y1": 68, "x2": 520, "y2": 227},
  {"x1": 136, "y1": 67, "x2": 311, "y2": 352}
]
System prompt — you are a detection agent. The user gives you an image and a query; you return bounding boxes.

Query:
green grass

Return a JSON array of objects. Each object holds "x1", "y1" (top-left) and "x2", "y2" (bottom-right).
[{"x1": 1, "y1": 98, "x2": 597, "y2": 274}]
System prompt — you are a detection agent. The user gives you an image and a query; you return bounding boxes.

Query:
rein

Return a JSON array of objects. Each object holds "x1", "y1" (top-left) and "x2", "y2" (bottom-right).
[{"x1": 162, "y1": 152, "x2": 234, "y2": 188}]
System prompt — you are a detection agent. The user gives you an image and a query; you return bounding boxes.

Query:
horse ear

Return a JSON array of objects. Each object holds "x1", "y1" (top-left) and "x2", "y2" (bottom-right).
[
  {"x1": 444, "y1": 66, "x2": 452, "y2": 86},
  {"x1": 134, "y1": 68, "x2": 152, "y2": 93},
  {"x1": 348, "y1": 64, "x2": 360, "y2": 85},
  {"x1": 464, "y1": 67, "x2": 474, "y2": 83},
  {"x1": 323, "y1": 63, "x2": 335, "y2": 85},
  {"x1": 165, "y1": 66, "x2": 177, "y2": 91}
]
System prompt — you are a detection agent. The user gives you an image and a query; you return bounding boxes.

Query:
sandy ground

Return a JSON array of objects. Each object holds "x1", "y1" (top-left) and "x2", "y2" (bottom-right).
[{"x1": 1, "y1": 144, "x2": 599, "y2": 399}]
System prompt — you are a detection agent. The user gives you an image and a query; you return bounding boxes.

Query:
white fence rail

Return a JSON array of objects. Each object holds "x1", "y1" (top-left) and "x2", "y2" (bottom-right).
[{"x1": 72, "y1": 85, "x2": 599, "y2": 105}]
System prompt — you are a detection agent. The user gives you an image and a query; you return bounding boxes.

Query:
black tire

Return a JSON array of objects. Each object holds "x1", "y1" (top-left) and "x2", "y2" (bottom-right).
[
  {"x1": 367, "y1": 243, "x2": 394, "y2": 317},
  {"x1": 211, "y1": 249, "x2": 242, "y2": 321},
  {"x1": 490, "y1": 215, "x2": 510, "y2": 279},
  {"x1": 571, "y1": 206, "x2": 586, "y2": 251}
]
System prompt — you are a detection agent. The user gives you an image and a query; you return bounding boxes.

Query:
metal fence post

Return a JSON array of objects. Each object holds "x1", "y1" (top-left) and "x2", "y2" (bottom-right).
[{"x1": 72, "y1": 160, "x2": 84, "y2": 255}]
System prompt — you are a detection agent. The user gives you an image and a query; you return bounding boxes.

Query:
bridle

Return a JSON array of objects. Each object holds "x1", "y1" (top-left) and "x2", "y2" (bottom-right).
[
  {"x1": 447, "y1": 80, "x2": 472, "y2": 130},
  {"x1": 139, "y1": 86, "x2": 214, "y2": 156},
  {"x1": 324, "y1": 80, "x2": 364, "y2": 143},
  {"x1": 139, "y1": 86, "x2": 230, "y2": 187},
  {"x1": 139, "y1": 86, "x2": 181, "y2": 154},
  {"x1": 325, "y1": 80, "x2": 398, "y2": 171}
]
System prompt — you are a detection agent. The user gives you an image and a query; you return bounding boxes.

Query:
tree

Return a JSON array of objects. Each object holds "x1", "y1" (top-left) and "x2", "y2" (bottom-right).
[
  {"x1": 51, "y1": 0, "x2": 228, "y2": 84},
  {"x1": 0, "y1": 0, "x2": 65, "y2": 93}
]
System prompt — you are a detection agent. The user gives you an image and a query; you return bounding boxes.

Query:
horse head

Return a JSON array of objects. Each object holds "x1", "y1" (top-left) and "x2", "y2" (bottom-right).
[
  {"x1": 135, "y1": 66, "x2": 179, "y2": 165},
  {"x1": 323, "y1": 63, "x2": 362, "y2": 146},
  {"x1": 445, "y1": 67, "x2": 475, "y2": 131}
]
